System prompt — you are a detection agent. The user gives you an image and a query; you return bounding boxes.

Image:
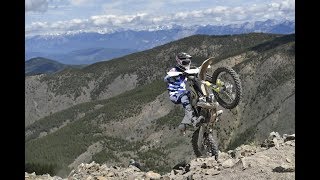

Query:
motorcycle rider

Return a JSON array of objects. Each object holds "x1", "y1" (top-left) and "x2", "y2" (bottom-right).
[{"x1": 164, "y1": 52, "x2": 209, "y2": 134}]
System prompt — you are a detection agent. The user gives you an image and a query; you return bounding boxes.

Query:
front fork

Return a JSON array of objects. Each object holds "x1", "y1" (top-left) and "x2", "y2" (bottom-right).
[{"x1": 202, "y1": 79, "x2": 224, "y2": 93}]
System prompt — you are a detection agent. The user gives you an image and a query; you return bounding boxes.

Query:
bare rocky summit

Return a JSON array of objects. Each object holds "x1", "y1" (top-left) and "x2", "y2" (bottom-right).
[{"x1": 25, "y1": 132, "x2": 295, "y2": 180}]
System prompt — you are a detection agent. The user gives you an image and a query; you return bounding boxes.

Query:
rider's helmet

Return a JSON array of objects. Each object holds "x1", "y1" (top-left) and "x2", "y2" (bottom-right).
[{"x1": 176, "y1": 52, "x2": 192, "y2": 71}]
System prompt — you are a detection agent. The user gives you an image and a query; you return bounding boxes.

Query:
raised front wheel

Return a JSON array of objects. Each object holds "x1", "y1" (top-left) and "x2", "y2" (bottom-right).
[{"x1": 211, "y1": 66, "x2": 242, "y2": 109}]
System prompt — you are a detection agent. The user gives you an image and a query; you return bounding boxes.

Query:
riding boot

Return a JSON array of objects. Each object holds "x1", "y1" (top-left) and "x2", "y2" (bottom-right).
[{"x1": 178, "y1": 104, "x2": 204, "y2": 133}]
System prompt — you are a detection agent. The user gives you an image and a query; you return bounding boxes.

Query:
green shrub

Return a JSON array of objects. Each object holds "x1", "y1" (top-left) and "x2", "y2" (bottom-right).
[{"x1": 25, "y1": 162, "x2": 59, "y2": 176}]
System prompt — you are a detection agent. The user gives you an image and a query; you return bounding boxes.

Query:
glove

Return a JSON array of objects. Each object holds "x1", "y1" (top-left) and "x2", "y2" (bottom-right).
[{"x1": 182, "y1": 71, "x2": 188, "y2": 77}]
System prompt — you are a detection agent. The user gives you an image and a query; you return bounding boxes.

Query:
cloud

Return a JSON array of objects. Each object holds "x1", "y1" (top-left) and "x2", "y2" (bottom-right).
[
  {"x1": 25, "y1": 0, "x2": 49, "y2": 12},
  {"x1": 69, "y1": 0, "x2": 93, "y2": 6},
  {"x1": 26, "y1": 0, "x2": 295, "y2": 35},
  {"x1": 269, "y1": 0, "x2": 295, "y2": 12}
]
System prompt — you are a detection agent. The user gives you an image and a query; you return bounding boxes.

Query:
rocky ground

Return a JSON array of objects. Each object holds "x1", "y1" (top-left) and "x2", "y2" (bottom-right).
[{"x1": 25, "y1": 132, "x2": 295, "y2": 180}]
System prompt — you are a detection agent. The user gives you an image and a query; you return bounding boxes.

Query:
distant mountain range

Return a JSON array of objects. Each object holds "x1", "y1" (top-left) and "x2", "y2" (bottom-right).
[
  {"x1": 26, "y1": 48, "x2": 137, "y2": 65},
  {"x1": 25, "y1": 19, "x2": 294, "y2": 64},
  {"x1": 25, "y1": 57, "x2": 85, "y2": 75}
]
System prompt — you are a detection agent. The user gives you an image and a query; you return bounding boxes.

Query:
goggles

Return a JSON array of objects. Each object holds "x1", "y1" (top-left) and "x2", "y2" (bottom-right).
[{"x1": 180, "y1": 58, "x2": 191, "y2": 65}]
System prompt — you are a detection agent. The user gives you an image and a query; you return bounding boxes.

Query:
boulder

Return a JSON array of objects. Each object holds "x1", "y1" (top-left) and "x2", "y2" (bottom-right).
[
  {"x1": 283, "y1": 134, "x2": 295, "y2": 142},
  {"x1": 222, "y1": 159, "x2": 235, "y2": 168},
  {"x1": 145, "y1": 171, "x2": 161, "y2": 180},
  {"x1": 273, "y1": 165, "x2": 295, "y2": 173}
]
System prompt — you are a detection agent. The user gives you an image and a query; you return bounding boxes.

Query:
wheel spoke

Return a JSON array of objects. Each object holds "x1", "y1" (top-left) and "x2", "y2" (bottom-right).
[
  {"x1": 215, "y1": 70, "x2": 238, "y2": 105},
  {"x1": 220, "y1": 90, "x2": 235, "y2": 102}
]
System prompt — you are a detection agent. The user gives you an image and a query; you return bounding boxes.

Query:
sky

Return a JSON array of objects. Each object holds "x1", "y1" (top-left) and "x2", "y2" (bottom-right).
[{"x1": 25, "y1": 0, "x2": 295, "y2": 36}]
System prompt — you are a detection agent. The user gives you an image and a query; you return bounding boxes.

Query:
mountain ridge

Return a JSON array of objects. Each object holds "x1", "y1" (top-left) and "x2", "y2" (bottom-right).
[
  {"x1": 25, "y1": 57, "x2": 86, "y2": 76},
  {"x1": 26, "y1": 48, "x2": 138, "y2": 65},
  {"x1": 25, "y1": 33, "x2": 283, "y2": 125}
]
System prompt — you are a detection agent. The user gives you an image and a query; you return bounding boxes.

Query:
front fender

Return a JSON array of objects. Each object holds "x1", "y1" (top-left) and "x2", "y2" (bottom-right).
[
  {"x1": 198, "y1": 57, "x2": 214, "y2": 81},
  {"x1": 198, "y1": 57, "x2": 214, "y2": 96}
]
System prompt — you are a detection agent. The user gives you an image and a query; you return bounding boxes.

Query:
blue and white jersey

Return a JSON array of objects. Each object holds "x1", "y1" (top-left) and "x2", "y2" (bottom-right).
[{"x1": 164, "y1": 67, "x2": 188, "y2": 97}]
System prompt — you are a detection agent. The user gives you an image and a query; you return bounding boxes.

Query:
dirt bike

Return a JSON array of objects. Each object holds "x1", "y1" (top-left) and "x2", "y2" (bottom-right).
[{"x1": 166, "y1": 57, "x2": 242, "y2": 160}]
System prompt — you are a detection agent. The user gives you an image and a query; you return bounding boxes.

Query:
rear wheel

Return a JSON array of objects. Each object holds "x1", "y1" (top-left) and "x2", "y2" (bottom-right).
[
  {"x1": 211, "y1": 66, "x2": 242, "y2": 109},
  {"x1": 192, "y1": 127, "x2": 219, "y2": 160}
]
